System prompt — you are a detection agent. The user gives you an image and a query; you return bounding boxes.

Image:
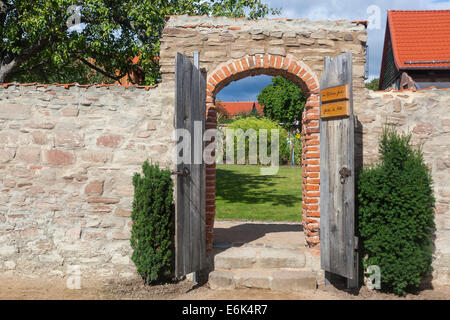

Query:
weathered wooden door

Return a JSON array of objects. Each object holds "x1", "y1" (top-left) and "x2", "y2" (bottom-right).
[
  {"x1": 319, "y1": 52, "x2": 357, "y2": 283},
  {"x1": 174, "y1": 52, "x2": 207, "y2": 277}
]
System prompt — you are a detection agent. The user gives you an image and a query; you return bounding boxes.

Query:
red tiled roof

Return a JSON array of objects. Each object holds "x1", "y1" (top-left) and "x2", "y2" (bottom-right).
[
  {"x1": 219, "y1": 102, "x2": 262, "y2": 116},
  {"x1": 388, "y1": 10, "x2": 450, "y2": 69}
]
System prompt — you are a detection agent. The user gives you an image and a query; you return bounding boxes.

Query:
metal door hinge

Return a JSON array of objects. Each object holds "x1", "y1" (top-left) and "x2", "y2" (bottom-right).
[
  {"x1": 339, "y1": 167, "x2": 352, "y2": 184},
  {"x1": 171, "y1": 167, "x2": 190, "y2": 177}
]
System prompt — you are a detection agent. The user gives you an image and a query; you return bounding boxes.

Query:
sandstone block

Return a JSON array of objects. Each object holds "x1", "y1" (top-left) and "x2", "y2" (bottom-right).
[
  {"x1": 61, "y1": 109, "x2": 79, "y2": 117},
  {"x1": 55, "y1": 132, "x2": 84, "y2": 148},
  {"x1": 271, "y1": 271, "x2": 317, "y2": 291},
  {"x1": 81, "y1": 150, "x2": 111, "y2": 163},
  {"x1": 43, "y1": 149, "x2": 75, "y2": 165},
  {"x1": 31, "y1": 131, "x2": 48, "y2": 145},
  {"x1": 115, "y1": 208, "x2": 131, "y2": 217},
  {"x1": 85, "y1": 180, "x2": 104, "y2": 196},
  {"x1": 66, "y1": 226, "x2": 82, "y2": 240},
  {"x1": 0, "y1": 104, "x2": 30, "y2": 120},
  {"x1": 87, "y1": 197, "x2": 120, "y2": 204},
  {"x1": 96, "y1": 135, "x2": 123, "y2": 148},
  {"x1": 16, "y1": 147, "x2": 41, "y2": 163},
  {"x1": 208, "y1": 270, "x2": 235, "y2": 290}
]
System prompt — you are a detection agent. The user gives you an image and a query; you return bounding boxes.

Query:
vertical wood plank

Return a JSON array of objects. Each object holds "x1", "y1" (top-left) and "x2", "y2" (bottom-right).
[
  {"x1": 175, "y1": 53, "x2": 207, "y2": 277},
  {"x1": 175, "y1": 53, "x2": 184, "y2": 277},
  {"x1": 320, "y1": 52, "x2": 356, "y2": 280}
]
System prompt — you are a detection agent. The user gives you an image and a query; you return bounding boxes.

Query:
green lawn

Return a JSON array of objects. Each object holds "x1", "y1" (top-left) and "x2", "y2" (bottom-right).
[{"x1": 215, "y1": 165, "x2": 302, "y2": 222}]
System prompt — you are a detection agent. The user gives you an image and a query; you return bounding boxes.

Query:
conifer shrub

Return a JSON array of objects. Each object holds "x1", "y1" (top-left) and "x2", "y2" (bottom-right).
[
  {"x1": 130, "y1": 161, "x2": 174, "y2": 284},
  {"x1": 357, "y1": 127, "x2": 435, "y2": 295}
]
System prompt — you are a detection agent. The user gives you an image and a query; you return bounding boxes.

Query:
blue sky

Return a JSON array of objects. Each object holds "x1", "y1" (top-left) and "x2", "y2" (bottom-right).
[{"x1": 217, "y1": 0, "x2": 450, "y2": 102}]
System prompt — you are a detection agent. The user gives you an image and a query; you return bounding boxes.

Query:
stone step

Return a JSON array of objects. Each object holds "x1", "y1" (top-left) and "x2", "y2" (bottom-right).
[
  {"x1": 209, "y1": 269, "x2": 317, "y2": 291},
  {"x1": 214, "y1": 247, "x2": 306, "y2": 270}
]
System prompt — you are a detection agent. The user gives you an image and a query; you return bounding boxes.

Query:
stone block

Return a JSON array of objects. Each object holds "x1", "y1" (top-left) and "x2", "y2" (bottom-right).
[
  {"x1": 43, "y1": 149, "x2": 75, "y2": 165},
  {"x1": 208, "y1": 270, "x2": 235, "y2": 290},
  {"x1": 270, "y1": 271, "x2": 317, "y2": 291},
  {"x1": 0, "y1": 103, "x2": 30, "y2": 120}
]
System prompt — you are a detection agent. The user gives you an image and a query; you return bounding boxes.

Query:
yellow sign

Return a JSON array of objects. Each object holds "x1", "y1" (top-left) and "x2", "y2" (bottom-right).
[
  {"x1": 321, "y1": 85, "x2": 350, "y2": 103},
  {"x1": 321, "y1": 101, "x2": 350, "y2": 119}
]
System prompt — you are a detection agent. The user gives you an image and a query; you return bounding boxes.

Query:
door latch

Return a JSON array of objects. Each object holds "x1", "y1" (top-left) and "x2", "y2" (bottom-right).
[
  {"x1": 171, "y1": 167, "x2": 190, "y2": 177},
  {"x1": 339, "y1": 167, "x2": 351, "y2": 184}
]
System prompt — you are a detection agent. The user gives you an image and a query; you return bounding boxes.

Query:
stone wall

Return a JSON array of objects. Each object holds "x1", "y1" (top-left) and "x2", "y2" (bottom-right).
[
  {"x1": 0, "y1": 83, "x2": 175, "y2": 280},
  {"x1": 357, "y1": 88, "x2": 450, "y2": 285},
  {"x1": 160, "y1": 15, "x2": 368, "y2": 249}
]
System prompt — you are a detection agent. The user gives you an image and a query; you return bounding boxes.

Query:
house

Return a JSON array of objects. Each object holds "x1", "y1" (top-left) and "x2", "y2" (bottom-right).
[
  {"x1": 217, "y1": 101, "x2": 263, "y2": 117},
  {"x1": 379, "y1": 10, "x2": 450, "y2": 90}
]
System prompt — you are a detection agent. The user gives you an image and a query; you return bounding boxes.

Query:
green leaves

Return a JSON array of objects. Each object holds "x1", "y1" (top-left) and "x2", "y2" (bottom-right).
[
  {"x1": 226, "y1": 116, "x2": 291, "y2": 164},
  {"x1": 358, "y1": 127, "x2": 435, "y2": 295},
  {"x1": 130, "y1": 161, "x2": 174, "y2": 284},
  {"x1": 2, "y1": 0, "x2": 279, "y2": 84},
  {"x1": 257, "y1": 76, "x2": 306, "y2": 129}
]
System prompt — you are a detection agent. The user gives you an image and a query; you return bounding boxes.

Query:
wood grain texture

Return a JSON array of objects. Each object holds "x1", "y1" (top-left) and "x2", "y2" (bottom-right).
[
  {"x1": 175, "y1": 53, "x2": 206, "y2": 277},
  {"x1": 319, "y1": 53, "x2": 356, "y2": 280}
]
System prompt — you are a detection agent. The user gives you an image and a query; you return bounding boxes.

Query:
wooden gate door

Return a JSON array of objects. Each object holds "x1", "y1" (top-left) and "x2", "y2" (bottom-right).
[
  {"x1": 174, "y1": 52, "x2": 207, "y2": 277},
  {"x1": 319, "y1": 52, "x2": 357, "y2": 285}
]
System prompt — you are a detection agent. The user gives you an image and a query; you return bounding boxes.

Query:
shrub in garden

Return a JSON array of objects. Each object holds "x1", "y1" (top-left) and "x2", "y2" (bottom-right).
[
  {"x1": 357, "y1": 127, "x2": 435, "y2": 295},
  {"x1": 225, "y1": 116, "x2": 290, "y2": 164},
  {"x1": 130, "y1": 161, "x2": 174, "y2": 284}
]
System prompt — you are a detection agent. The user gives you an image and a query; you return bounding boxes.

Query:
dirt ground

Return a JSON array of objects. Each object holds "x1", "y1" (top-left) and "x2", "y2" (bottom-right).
[
  {"x1": 1, "y1": 220, "x2": 448, "y2": 300},
  {"x1": 0, "y1": 275, "x2": 448, "y2": 300}
]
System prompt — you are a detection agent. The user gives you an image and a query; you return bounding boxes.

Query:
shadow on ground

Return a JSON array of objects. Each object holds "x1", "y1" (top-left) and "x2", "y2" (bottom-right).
[{"x1": 214, "y1": 222, "x2": 303, "y2": 245}]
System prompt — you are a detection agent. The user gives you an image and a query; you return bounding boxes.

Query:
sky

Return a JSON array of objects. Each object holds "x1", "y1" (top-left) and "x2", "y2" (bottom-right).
[{"x1": 217, "y1": 0, "x2": 450, "y2": 102}]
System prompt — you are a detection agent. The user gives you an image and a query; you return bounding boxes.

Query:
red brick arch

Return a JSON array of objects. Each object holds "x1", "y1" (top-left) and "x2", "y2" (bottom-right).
[{"x1": 204, "y1": 54, "x2": 321, "y2": 250}]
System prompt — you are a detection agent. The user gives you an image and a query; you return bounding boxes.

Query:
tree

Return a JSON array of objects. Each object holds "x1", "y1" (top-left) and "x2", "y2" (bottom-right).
[
  {"x1": 0, "y1": 0, "x2": 279, "y2": 84},
  {"x1": 215, "y1": 99, "x2": 231, "y2": 124},
  {"x1": 257, "y1": 76, "x2": 306, "y2": 129},
  {"x1": 365, "y1": 78, "x2": 380, "y2": 91},
  {"x1": 358, "y1": 127, "x2": 435, "y2": 295},
  {"x1": 131, "y1": 161, "x2": 174, "y2": 284}
]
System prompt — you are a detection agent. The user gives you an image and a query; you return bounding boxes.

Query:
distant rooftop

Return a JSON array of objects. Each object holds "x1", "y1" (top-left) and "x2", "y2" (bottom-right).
[
  {"x1": 218, "y1": 101, "x2": 262, "y2": 116},
  {"x1": 387, "y1": 10, "x2": 450, "y2": 69}
]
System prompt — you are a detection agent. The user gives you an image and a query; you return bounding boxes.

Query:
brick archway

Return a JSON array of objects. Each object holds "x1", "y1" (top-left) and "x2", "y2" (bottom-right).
[{"x1": 204, "y1": 54, "x2": 321, "y2": 251}]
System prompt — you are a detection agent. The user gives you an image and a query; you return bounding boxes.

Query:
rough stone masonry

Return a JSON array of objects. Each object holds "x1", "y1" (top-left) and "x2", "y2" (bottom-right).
[
  {"x1": 0, "y1": 83, "x2": 175, "y2": 280},
  {"x1": 0, "y1": 15, "x2": 449, "y2": 287},
  {"x1": 160, "y1": 15, "x2": 368, "y2": 249}
]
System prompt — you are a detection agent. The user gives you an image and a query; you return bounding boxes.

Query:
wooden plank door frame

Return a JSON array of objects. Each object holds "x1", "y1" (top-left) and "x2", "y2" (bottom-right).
[
  {"x1": 319, "y1": 52, "x2": 359, "y2": 288},
  {"x1": 174, "y1": 52, "x2": 207, "y2": 278}
]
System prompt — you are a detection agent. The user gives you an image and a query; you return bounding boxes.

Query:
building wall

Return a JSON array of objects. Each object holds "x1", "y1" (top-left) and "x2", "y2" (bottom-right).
[{"x1": 0, "y1": 83, "x2": 175, "y2": 280}]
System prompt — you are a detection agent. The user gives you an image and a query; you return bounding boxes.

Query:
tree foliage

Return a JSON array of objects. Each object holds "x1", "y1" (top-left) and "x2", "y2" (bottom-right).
[
  {"x1": 257, "y1": 76, "x2": 306, "y2": 129},
  {"x1": 225, "y1": 116, "x2": 291, "y2": 165},
  {"x1": 365, "y1": 78, "x2": 380, "y2": 91},
  {"x1": 357, "y1": 127, "x2": 435, "y2": 295},
  {"x1": 130, "y1": 161, "x2": 174, "y2": 284},
  {"x1": 1, "y1": 0, "x2": 279, "y2": 84}
]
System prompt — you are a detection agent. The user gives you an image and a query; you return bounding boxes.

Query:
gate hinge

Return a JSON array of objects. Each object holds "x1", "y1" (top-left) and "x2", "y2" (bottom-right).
[{"x1": 171, "y1": 167, "x2": 190, "y2": 177}]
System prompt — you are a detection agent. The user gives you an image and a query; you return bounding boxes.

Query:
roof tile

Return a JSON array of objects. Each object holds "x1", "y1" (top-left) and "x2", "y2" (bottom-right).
[{"x1": 388, "y1": 10, "x2": 450, "y2": 69}]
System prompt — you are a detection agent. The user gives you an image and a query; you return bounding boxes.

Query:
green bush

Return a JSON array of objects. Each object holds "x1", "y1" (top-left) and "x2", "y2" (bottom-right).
[
  {"x1": 223, "y1": 117, "x2": 290, "y2": 164},
  {"x1": 130, "y1": 161, "x2": 174, "y2": 284},
  {"x1": 357, "y1": 127, "x2": 435, "y2": 295}
]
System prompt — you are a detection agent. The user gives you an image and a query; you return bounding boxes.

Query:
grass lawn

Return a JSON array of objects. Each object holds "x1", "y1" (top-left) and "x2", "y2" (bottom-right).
[{"x1": 215, "y1": 165, "x2": 302, "y2": 222}]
